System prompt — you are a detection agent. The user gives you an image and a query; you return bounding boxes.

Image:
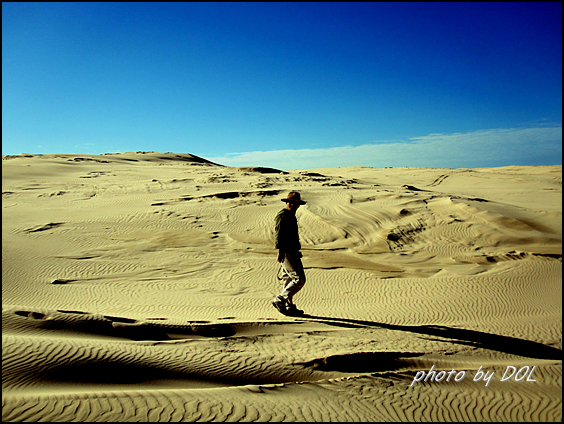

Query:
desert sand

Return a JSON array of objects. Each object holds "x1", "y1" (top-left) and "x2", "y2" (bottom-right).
[{"x1": 2, "y1": 152, "x2": 561, "y2": 422}]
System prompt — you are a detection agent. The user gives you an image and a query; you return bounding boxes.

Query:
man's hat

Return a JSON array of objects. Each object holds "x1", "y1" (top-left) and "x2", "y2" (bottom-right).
[{"x1": 281, "y1": 191, "x2": 306, "y2": 205}]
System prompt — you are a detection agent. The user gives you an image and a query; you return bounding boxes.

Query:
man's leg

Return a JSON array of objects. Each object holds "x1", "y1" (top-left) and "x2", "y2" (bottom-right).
[
  {"x1": 273, "y1": 261, "x2": 292, "y2": 313},
  {"x1": 279, "y1": 252, "x2": 306, "y2": 304},
  {"x1": 280, "y1": 263, "x2": 293, "y2": 292}
]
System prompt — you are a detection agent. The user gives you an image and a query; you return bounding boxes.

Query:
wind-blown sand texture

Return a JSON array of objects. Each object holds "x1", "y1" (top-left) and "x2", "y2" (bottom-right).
[{"x1": 2, "y1": 152, "x2": 561, "y2": 422}]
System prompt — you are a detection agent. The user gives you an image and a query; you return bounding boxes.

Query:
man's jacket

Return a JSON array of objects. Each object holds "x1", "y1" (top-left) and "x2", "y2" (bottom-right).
[{"x1": 274, "y1": 209, "x2": 301, "y2": 253}]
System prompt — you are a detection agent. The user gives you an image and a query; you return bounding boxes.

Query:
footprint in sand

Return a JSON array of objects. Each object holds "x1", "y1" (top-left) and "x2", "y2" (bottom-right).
[{"x1": 14, "y1": 311, "x2": 47, "y2": 320}]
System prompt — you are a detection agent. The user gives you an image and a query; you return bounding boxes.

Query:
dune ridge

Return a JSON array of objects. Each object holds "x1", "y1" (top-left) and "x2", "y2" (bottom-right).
[{"x1": 2, "y1": 152, "x2": 561, "y2": 421}]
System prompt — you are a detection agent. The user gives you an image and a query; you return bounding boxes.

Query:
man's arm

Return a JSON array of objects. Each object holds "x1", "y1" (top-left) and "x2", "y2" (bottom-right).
[{"x1": 275, "y1": 211, "x2": 285, "y2": 262}]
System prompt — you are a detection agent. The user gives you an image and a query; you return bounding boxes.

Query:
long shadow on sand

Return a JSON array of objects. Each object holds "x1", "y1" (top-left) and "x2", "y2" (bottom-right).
[{"x1": 300, "y1": 314, "x2": 562, "y2": 361}]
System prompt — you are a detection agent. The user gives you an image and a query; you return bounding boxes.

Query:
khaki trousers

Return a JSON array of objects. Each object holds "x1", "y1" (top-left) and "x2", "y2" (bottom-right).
[{"x1": 279, "y1": 252, "x2": 306, "y2": 304}]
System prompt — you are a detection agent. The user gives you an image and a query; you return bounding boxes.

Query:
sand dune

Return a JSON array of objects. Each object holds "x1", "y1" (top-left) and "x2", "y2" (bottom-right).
[{"x1": 2, "y1": 152, "x2": 561, "y2": 421}]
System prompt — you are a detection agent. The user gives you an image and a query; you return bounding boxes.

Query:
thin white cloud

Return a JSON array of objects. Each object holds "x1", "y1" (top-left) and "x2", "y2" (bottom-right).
[{"x1": 208, "y1": 125, "x2": 562, "y2": 170}]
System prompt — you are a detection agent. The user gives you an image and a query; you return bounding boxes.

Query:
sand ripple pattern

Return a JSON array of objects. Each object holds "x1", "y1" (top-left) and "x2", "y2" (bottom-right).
[
  {"x1": 2, "y1": 155, "x2": 561, "y2": 421},
  {"x1": 3, "y1": 370, "x2": 562, "y2": 421}
]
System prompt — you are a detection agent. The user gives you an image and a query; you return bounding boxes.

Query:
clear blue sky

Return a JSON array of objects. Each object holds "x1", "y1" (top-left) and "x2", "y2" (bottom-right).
[{"x1": 2, "y1": 2, "x2": 562, "y2": 169}]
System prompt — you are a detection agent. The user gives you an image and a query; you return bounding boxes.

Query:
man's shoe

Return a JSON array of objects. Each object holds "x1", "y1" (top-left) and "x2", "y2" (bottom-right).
[
  {"x1": 286, "y1": 304, "x2": 304, "y2": 316},
  {"x1": 272, "y1": 296, "x2": 288, "y2": 314}
]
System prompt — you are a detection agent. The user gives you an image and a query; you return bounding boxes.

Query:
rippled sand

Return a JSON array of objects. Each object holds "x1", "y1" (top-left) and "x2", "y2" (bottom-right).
[{"x1": 2, "y1": 152, "x2": 561, "y2": 421}]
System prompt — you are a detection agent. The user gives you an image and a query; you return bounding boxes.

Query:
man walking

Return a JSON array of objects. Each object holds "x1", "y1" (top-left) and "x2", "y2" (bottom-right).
[{"x1": 273, "y1": 191, "x2": 307, "y2": 316}]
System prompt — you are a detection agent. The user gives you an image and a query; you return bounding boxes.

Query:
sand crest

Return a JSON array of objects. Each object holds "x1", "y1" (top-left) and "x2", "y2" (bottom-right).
[{"x1": 2, "y1": 153, "x2": 561, "y2": 421}]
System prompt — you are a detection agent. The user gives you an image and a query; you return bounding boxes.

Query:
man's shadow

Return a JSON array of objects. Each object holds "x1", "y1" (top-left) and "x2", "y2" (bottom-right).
[{"x1": 299, "y1": 314, "x2": 562, "y2": 361}]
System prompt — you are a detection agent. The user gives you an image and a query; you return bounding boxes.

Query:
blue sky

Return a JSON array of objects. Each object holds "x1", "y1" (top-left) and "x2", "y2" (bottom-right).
[{"x1": 2, "y1": 2, "x2": 562, "y2": 169}]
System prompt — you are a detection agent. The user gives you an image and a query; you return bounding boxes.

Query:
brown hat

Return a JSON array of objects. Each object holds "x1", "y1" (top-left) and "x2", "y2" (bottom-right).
[{"x1": 281, "y1": 191, "x2": 306, "y2": 205}]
